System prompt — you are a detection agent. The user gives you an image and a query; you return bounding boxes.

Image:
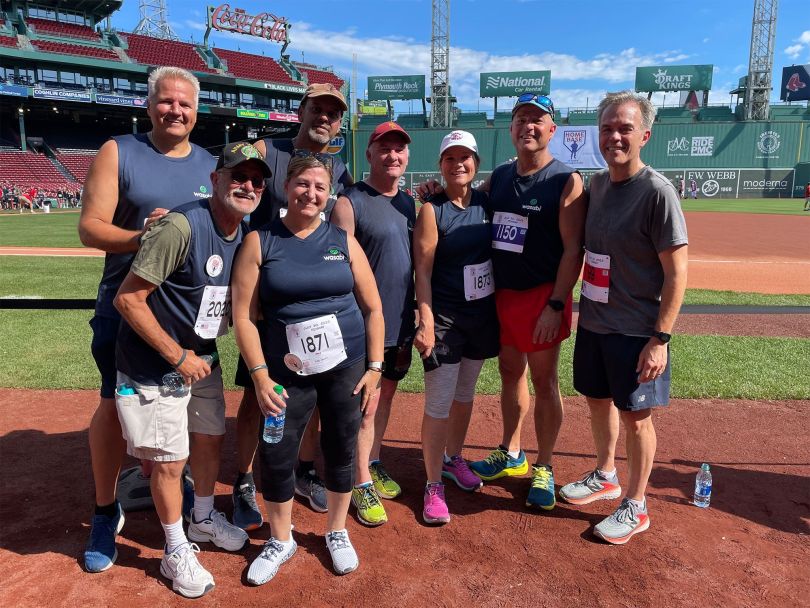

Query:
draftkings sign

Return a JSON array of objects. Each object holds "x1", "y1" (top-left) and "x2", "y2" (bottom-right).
[{"x1": 635, "y1": 65, "x2": 713, "y2": 92}]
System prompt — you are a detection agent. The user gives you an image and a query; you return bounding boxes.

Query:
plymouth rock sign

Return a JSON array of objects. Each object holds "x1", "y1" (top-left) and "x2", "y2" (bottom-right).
[{"x1": 207, "y1": 4, "x2": 290, "y2": 45}]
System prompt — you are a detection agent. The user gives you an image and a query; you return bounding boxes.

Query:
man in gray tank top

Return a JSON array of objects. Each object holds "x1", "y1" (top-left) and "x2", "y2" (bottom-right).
[{"x1": 78, "y1": 66, "x2": 215, "y2": 574}]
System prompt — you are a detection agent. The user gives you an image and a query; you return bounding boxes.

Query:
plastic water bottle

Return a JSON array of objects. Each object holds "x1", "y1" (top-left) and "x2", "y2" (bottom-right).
[
  {"x1": 118, "y1": 383, "x2": 136, "y2": 396},
  {"x1": 693, "y1": 463, "x2": 712, "y2": 508},
  {"x1": 162, "y1": 352, "x2": 219, "y2": 395},
  {"x1": 263, "y1": 385, "x2": 286, "y2": 444}
]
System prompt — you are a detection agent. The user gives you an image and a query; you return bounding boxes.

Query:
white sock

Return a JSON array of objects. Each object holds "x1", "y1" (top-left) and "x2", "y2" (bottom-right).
[
  {"x1": 162, "y1": 517, "x2": 187, "y2": 553},
  {"x1": 627, "y1": 497, "x2": 646, "y2": 512},
  {"x1": 597, "y1": 468, "x2": 617, "y2": 480},
  {"x1": 443, "y1": 452, "x2": 453, "y2": 464},
  {"x1": 193, "y1": 494, "x2": 215, "y2": 523},
  {"x1": 507, "y1": 449, "x2": 521, "y2": 459}
]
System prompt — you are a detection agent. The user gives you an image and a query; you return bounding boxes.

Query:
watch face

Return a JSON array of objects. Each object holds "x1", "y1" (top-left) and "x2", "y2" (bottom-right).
[{"x1": 655, "y1": 332, "x2": 671, "y2": 343}]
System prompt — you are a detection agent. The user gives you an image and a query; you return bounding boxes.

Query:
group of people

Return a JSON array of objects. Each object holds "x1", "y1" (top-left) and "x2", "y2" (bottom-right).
[
  {"x1": 77, "y1": 65, "x2": 688, "y2": 599},
  {"x1": 0, "y1": 183, "x2": 82, "y2": 211}
]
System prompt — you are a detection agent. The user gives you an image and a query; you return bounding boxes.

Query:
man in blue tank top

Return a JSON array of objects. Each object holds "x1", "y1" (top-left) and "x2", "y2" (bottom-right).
[
  {"x1": 332, "y1": 121, "x2": 417, "y2": 526},
  {"x1": 229, "y1": 83, "x2": 354, "y2": 529},
  {"x1": 78, "y1": 66, "x2": 216, "y2": 574},
  {"x1": 113, "y1": 142, "x2": 268, "y2": 598}
]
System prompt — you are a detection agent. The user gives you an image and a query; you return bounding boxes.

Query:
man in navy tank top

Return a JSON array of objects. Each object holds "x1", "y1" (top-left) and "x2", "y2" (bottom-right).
[
  {"x1": 112, "y1": 142, "x2": 268, "y2": 598},
  {"x1": 78, "y1": 66, "x2": 216, "y2": 574}
]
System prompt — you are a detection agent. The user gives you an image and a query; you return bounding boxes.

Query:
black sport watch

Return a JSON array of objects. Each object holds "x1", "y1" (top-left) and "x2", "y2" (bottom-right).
[
  {"x1": 652, "y1": 331, "x2": 672, "y2": 344},
  {"x1": 547, "y1": 299, "x2": 565, "y2": 312}
]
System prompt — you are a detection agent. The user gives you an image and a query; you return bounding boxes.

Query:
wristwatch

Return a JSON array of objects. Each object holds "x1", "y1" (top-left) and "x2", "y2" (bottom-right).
[
  {"x1": 547, "y1": 299, "x2": 565, "y2": 312},
  {"x1": 368, "y1": 361, "x2": 386, "y2": 373},
  {"x1": 652, "y1": 331, "x2": 672, "y2": 344}
]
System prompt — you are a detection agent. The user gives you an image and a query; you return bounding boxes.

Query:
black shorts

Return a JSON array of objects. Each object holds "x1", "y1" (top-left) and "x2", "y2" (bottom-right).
[
  {"x1": 573, "y1": 326, "x2": 671, "y2": 412},
  {"x1": 89, "y1": 314, "x2": 121, "y2": 399},
  {"x1": 382, "y1": 339, "x2": 413, "y2": 382},
  {"x1": 423, "y1": 307, "x2": 499, "y2": 372}
]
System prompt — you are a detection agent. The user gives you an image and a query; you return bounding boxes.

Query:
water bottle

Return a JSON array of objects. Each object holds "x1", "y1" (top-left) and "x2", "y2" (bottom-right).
[
  {"x1": 162, "y1": 352, "x2": 219, "y2": 395},
  {"x1": 118, "y1": 383, "x2": 136, "y2": 396},
  {"x1": 693, "y1": 463, "x2": 712, "y2": 508},
  {"x1": 262, "y1": 385, "x2": 286, "y2": 444}
]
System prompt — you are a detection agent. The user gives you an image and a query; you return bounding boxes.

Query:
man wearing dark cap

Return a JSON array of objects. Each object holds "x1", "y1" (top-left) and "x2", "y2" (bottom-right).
[
  {"x1": 331, "y1": 121, "x2": 416, "y2": 526},
  {"x1": 112, "y1": 141, "x2": 267, "y2": 598},
  {"x1": 230, "y1": 83, "x2": 354, "y2": 528}
]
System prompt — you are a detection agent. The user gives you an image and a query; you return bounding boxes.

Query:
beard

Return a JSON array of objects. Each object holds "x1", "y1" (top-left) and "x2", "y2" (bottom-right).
[
  {"x1": 222, "y1": 189, "x2": 258, "y2": 215},
  {"x1": 306, "y1": 127, "x2": 332, "y2": 145}
]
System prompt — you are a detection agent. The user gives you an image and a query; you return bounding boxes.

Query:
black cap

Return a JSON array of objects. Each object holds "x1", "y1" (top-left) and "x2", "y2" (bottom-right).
[{"x1": 215, "y1": 141, "x2": 271, "y2": 177}]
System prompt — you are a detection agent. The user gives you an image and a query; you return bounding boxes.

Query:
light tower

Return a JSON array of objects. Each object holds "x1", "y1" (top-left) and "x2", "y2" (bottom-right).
[
  {"x1": 743, "y1": 0, "x2": 778, "y2": 121},
  {"x1": 133, "y1": 0, "x2": 179, "y2": 41},
  {"x1": 430, "y1": 0, "x2": 450, "y2": 128}
]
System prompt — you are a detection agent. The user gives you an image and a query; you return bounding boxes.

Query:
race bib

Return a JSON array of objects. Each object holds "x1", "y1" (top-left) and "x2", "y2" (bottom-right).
[
  {"x1": 491, "y1": 212, "x2": 528, "y2": 253},
  {"x1": 194, "y1": 285, "x2": 231, "y2": 339},
  {"x1": 285, "y1": 314, "x2": 347, "y2": 375},
  {"x1": 463, "y1": 260, "x2": 495, "y2": 301},
  {"x1": 581, "y1": 250, "x2": 610, "y2": 303}
]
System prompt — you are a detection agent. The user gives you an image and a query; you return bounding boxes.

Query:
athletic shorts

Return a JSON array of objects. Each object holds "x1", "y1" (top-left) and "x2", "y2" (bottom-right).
[
  {"x1": 573, "y1": 325, "x2": 671, "y2": 412},
  {"x1": 382, "y1": 338, "x2": 413, "y2": 382},
  {"x1": 423, "y1": 307, "x2": 499, "y2": 371},
  {"x1": 115, "y1": 366, "x2": 227, "y2": 462},
  {"x1": 495, "y1": 284, "x2": 572, "y2": 353},
  {"x1": 90, "y1": 314, "x2": 121, "y2": 399}
]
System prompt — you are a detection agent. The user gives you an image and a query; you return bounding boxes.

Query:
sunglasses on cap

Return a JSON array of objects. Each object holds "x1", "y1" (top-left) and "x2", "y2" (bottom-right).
[
  {"x1": 515, "y1": 93, "x2": 555, "y2": 116},
  {"x1": 293, "y1": 149, "x2": 334, "y2": 169},
  {"x1": 228, "y1": 170, "x2": 266, "y2": 189}
]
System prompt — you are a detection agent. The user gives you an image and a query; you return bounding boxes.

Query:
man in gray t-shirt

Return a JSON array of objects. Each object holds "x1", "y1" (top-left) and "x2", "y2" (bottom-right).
[{"x1": 560, "y1": 92, "x2": 688, "y2": 546}]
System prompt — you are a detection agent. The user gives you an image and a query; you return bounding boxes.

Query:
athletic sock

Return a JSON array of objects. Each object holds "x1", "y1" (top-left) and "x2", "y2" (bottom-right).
[
  {"x1": 507, "y1": 449, "x2": 521, "y2": 459},
  {"x1": 354, "y1": 481, "x2": 373, "y2": 490},
  {"x1": 597, "y1": 468, "x2": 617, "y2": 480},
  {"x1": 94, "y1": 502, "x2": 118, "y2": 518},
  {"x1": 192, "y1": 494, "x2": 215, "y2": 523},
  {"x1": 627, "y1": 497, "x2": 647, "y2": 512},
  {"x1": 297, "y1": 460, "x2": 315, "y2": 478},
  {"x1": 162, "y1": 517, "x2": 187, "y2": 554},
  {"x1": 443, "y1": 453, "x2": 453, "y2": 464}
]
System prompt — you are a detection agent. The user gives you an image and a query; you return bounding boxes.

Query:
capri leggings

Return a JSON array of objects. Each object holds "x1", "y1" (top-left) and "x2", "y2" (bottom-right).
[
  {"x1": 423, "y1": 358, "x2": 485, "y2": 419},
  {"x1": 259, "y1": 359, "x2": 364, "y2": 502}
]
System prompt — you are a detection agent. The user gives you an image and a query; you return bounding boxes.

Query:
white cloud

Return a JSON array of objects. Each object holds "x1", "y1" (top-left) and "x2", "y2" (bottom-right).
[
  {"x1": 785, "y1": 44, "x2": 803, "y2": 59},
  {"x1": 784, "y1": 30, "x2": 810, "y2": 60}
]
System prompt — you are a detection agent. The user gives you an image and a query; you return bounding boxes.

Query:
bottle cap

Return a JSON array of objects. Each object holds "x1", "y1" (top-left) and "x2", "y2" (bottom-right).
[
  {"x1": 701, "y1": 463, "x2": 710, "y2": 471},
  {"x1": 273, "y1": 384, "x2": 284, "y2": 395}
]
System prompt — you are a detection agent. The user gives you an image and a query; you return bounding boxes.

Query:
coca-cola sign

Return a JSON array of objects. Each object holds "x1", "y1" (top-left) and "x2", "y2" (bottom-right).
[{"x1": 209, "y1": 4, "x2": 289, "y2": 43}]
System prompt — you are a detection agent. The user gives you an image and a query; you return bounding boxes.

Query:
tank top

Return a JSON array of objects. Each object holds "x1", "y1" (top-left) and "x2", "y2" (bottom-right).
[
  {"x1": 487, "y1": 158, "x2": 575, "y2": 290},
  {"x1": 257, "y1": 219, "x2": 365, "y2": 377},
  {"x1": 95, "y1": 133, "x2": 215, "y2": 317},
  {"x1": 116, "y1": 199, "x2": 246, "y2": 384}
]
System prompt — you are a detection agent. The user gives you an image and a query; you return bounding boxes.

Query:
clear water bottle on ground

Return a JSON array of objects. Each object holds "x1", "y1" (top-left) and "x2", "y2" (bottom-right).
[
  {"x1": 693, "y1": 463, "x2": 712, "y2": 508},
  {"x1": 162, "y1": 352, "x2": 219, "y2": 395},
  {"x1": 263, "y1": 385, "x2": 286, "y2": 444}
]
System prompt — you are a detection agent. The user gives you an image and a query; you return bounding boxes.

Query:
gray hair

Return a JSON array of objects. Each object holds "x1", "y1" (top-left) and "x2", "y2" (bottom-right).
[
  {"x1": 147, "y1": 66, "x2": 200, "y2": 108},
  {"x1": 597, "y1": 91, "x2": 656, "y2": 131}
]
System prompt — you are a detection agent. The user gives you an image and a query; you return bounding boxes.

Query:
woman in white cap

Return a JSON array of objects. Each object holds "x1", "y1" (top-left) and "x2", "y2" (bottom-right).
[{"x1": 413, "y1": 130, "x2": 500, "y2": 524}]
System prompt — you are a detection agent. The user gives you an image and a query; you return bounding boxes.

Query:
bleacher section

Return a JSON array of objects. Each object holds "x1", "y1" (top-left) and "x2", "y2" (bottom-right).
[
  {"x1": 396, "y1": 113, "x2": 426, "y2": 129},
  {"x1": 124, "y1": 33, "x2": 216, "y2": 73},
  {"x1": 770, "y1": 105, "x2": 810, "y2": 121},
  {"x1": 56, "y1": 150, "x2": 97, "y2": 182},
  {"x1": 27, "y1": 17, "x2": 98, "y2": 41},
  {"x1": 567, "y1": 109, "x2": 597, "y2": 125},
  {"x1": 0, "y1": 35, "x2": 16, "y2": 47},
  {"x1": 213, "y1": 47, "x2": 298, "y2": 85},
  {"x1": 359, "y1": 115, "x2": 390, "y2": 128},
  {"x1": 32, "y1": 40, "x2": 119, "y2": 61},
  {"x1": 294, "y1": 64, "x2": 344, "y2": 89},
  {"x1": 0, "y1": 151, "x2": 77, "y2": 190},
  {"x1": 493, "y1": 111, "x2": 513, "y2": 127},
  {"x1": 455, "y1": 112, "x2": 487, "y2": 128},
  {"x1": 697, "y1": 106, "x2": 734, "y2": 122}
]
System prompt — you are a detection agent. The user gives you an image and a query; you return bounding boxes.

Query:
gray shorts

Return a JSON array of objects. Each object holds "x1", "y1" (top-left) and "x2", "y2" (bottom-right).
[{"x1": 115, "y1": 366, "x2": 226, "y2": 462}]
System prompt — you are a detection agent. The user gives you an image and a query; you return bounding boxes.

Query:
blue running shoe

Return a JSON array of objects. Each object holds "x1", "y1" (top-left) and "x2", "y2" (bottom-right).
[
  {"x1": 526, "y1": 464, "x2": 556, "y2": 510},
  {"x1": 84, "y1": 500, "x2": 125, "y2": 573},
  {"x1": 470, "y1": 446, "x2": 529, "y2": 481}
]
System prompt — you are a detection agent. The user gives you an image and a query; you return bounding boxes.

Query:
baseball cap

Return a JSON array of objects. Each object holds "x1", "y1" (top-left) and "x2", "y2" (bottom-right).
[
  {"x1": 439, "y1": 130, "x2": 479, "y2": 158},
  {"x1": 216, "y1": 141, "x2": 272, "y2": 177},
  {"x1": 512, "y1": 93, "x2": 555, "y2": 117},
  {"x1": 301, "y1": 83, "x2": 348, "y2": 112},
  {"x1": 367, "y1": 121, "x2": 411, "y2": 147}
]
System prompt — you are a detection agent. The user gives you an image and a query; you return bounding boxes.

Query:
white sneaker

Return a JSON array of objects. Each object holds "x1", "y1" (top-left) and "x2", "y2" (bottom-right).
[
  {"x1": 187, "y1": 509, "x2": 248, "y2": 551},
  {"x1": 160, "y1": 543, "x2": 215, "y2": 598},
  {"x1": 247, "y1": 537, "x2": 297, "y2": 585},
  {"x1": 325, "y1": 529, "x2": 358, "y2": 575}
]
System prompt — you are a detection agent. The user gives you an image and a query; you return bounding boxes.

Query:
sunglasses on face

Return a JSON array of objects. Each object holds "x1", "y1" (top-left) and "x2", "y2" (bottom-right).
[
  {"x1": 228, "y1": 170, "x2": 265, "y2": 189},
  {"x1": 516, "y1": 93, "x2": 555, "y2": 116},
  {"x1": 293, "y1": 149, "x2": 335, "y2": 169}
]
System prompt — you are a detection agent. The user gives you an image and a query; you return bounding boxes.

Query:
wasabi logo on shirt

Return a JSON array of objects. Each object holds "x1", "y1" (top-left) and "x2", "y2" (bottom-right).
[
  {"x1": 193, "y1": 184, "x2": 209, "y2": 198},
  {"x1": 323, "y1": 247, "x2": 346, "y2": 261},
  {"x1": 522, "y1": 198, "x2": 542, "y2": 212}
]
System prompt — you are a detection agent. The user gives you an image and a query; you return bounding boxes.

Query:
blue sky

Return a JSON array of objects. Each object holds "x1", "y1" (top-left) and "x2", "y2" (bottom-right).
[{"x1": 111, "y1": 0, "x2": 810, "y2": 113}]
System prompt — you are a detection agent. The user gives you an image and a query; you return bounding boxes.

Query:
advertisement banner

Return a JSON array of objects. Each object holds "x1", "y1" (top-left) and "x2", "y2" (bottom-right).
[
  {"x1": 33, "y1": 87, "x2": 92, "y2": 102},
  {"x1": 635, "y1": 65, "x2": 713, "y2": 92},
  {"x1": 358, "y1": 100, "x2": 388, "y2": 115},
  {"x1": 684, "y1": 169, "x2": 739, "y2": 198},
  {"x1": 0, "y1": 83, "x2": 29, "y2": 98},
  {"x1": 548, "y1": 126, "x2": 606, "y2": 169},
  {"x1": 236, "y1": 108, "x2": 270, "y2": 120},
  {"x1": 738, "y1": 169, "x2": 793, "y2": 198},
  {"x1": 95, "y1": 93, "x2": 147, "y2": 107},
  {"x1": 479, "y1": 71, "x2": 551, "y2": 97},
  {"x1": 779, "y1": 64, "x2": 810, "y2": 102},
  {"x1": 367, "y1": 75, "x2": 425, "y2": 101},
  {"x1": 268, "y1": 111, "x2": 299, "y2": 123}
]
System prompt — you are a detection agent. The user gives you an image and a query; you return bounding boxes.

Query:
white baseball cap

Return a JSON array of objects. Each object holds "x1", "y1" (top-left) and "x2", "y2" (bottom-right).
[{"x1": 439, "y1": 130, "x2": 479, "y2": 159}]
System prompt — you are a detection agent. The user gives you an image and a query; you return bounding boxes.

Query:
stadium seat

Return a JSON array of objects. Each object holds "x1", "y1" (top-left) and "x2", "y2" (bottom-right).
[
  {"x1": 493, "y1": 111, "x2": 513, "y2": 127},
  {"x1": 396, "y1": 113, "x2": 427, "y2": 129},
  {"x1": 57, "y1": 151, "x2": 97, "y2": 182},
  {"x1": 124, "y1": 33, "x2": 216, "y2": 73},
  {"x1": 294, "y1": 63, "x2": 344, "y2": 90},
  {"x1": 456, "y1": 112, "x2": 488, "y2": 128},
  {"x1": 567, "y1": 109, "x2": 597, "y2": 125},
  {"x1": 656, "y1": 107, "x2": 695, "y2": 123},
  {"x1": 697, "y1": 107, "x2": 734, "y2": 122},
  {"x1": 0, "y1": 34, "x2": 17, "y2": 48},
  {"x1": 27, "y1": 17, "x2": 99, "y2": 41},
  {"x1": 32, "y1": 39, "x2": 119, "y2": 61},
  {"x1": 213, "y1": 47, "x2": 299, "y2": 85},
  {"x1": 359, "y1": 115, "x2": 390, "y2": 128},
  {"x1": 0, "y1": 151, "x2": 80, "y2": 191}
]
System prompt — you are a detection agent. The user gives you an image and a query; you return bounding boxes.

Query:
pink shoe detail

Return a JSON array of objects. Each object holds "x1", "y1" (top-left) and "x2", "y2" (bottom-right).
[
  {"x1": 422, "y1": 483, "x2": 450, "y2": 525},
  {"x1": 442, "y1": 455, "x2": 483, "y2": 491}
]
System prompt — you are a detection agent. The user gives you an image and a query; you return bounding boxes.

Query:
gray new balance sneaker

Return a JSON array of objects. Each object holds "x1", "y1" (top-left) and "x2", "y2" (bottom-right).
[
  {"x1": 559, "y1": 469, "x2": 622, "y2": 505},
  {"x1": 247, "y1": 537, "x2": 297, "y2": 585},
  {"x1": 294, "y1": 469, "x2": 328, "y2": 513},
  {"x1": 593, "y1": 498, "x2": 650, "y2": 545},
  {"x1": 188, "y1": 509, "x2": 248, "y2": 551}
]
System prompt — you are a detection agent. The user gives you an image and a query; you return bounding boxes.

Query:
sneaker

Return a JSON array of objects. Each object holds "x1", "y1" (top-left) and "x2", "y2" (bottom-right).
[
  {"x1": 84, "y1": 501, "x2": 125, "y2": 573},
  {"x1": 470, "y1": 447, "x2": 529, "y2": 481},
  {"x1": 422, "y1": 483, "x2": 450, "y2": 525},
  {"x1": 246, "y1": 537, "x2": 297, "y2": 585},
  {"x1": 594, "y1": 498, "x2": 650, "y2": 545},
  {"x1": 559, "y1": 469, "x2": 622, "y2": 506},
  {"x1": 232, "y1": 478, "x2": 263, "y2": 531},
  {"x1": 442, "y1": 455, "x2": 483, "y2": 491},
  {"x1": 187, "y1": 509, "x2": 249, "y2": 551},
  {"x1": 325, "y1": 529, "x2": 359, "y2": 575},
  {"x1": 526, "y1": 464, "x2": 556, "y2": 510},
  {"x1": 370, "y1": 461, "x2": 401, "y2": 499},
  {"x1": 294, "y1": 469, "x2": 328, "y2": 513},
  {"x1": 160, "y1": 542, "x2": 215, "y2": 598},
  {"x1": 351, "y1": 483, "x2": 388, "y2": 526}
]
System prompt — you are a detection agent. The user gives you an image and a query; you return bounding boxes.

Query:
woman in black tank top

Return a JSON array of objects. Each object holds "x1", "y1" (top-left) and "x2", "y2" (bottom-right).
[{"x1": 231, "y1": 156, "x2": 384, "y2": 581}]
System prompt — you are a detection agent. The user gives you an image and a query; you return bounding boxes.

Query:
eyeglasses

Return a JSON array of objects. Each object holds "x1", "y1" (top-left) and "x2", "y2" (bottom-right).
[
  {"x1": 228, "y1": 170, "x2": 265, "y2": 189},
  {"x1": 293, "y1": 149, "x2": 334, "y2": 169},
  {"x1": 515, "y1": 93, "x2": 555, "y2": 116}
]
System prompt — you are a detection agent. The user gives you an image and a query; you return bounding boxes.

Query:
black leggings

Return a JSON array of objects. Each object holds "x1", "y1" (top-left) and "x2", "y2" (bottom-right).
[{"x1": 259, "y1": 359, "x2": 364, "y2": 502}]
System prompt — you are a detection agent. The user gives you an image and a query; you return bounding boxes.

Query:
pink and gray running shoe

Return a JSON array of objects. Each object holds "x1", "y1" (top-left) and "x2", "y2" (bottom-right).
[
  {"x1": 423, "y1": 483, "x2": 450, "y2": 525},
  {"x1": 442, "y1": 455, "x2": 483, "y2": 491}
]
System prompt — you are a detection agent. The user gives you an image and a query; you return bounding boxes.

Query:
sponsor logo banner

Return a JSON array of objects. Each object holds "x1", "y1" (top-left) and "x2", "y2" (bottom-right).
[
  {"x1": 33, "y1": 87, "x2": 92, "y2": 102},
  {"x1": 208, "y1": 3, "x2": 289, "y2": 44},
  {"x1": 95, "y1": 93, "x2": 147, "y2": 107},
  {"x1": 262, "y1": 82, "x2": 306, "y2": 94},
  {"x1": 367, "y1": 75, "x2": 425, "y2": 101},
  {"x1": 682, "y1": 169, "x2": 794, "y2": 199},
  {"x1": 268, "y1": 111, "x2": 299, "y2": 123},
  {"x1": 779, "y1": 64, "x2": 810, "y2": 102},
  {"x1": 549, "y1": 126, "x2": 606, "y2": 169},
  {"x1": 755, "y1": 130, "x2": 781, "y2": 158},
  {"x1": 236, "y1": 108, "x2": 269, "y2": 120},
  {"x1": 0, "y1": 83, "x2": 29, "y2": 98},
  {"x1": 635, "y1": 65, "x2": 713, "y2": 92},
  {"x1": 479, "y1": 71, "x2": 551, "y2": 97}
]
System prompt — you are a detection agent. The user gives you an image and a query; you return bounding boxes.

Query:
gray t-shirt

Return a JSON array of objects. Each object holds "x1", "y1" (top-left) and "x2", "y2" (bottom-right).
[{"x1": 578, "y1": 166, "x2": 688, "y2": 336}]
